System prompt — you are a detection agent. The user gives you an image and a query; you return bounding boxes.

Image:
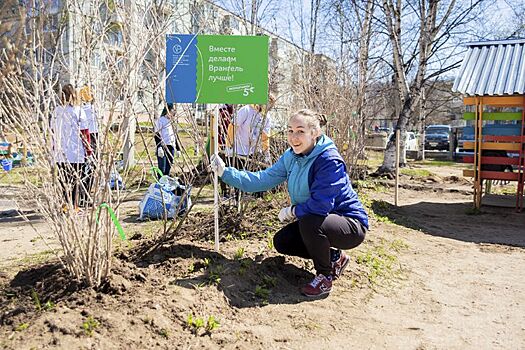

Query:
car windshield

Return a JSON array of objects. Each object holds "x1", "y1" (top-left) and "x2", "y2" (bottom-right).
[{"x1": 426, "y1": 127, "x2": 449, "y2": 135}]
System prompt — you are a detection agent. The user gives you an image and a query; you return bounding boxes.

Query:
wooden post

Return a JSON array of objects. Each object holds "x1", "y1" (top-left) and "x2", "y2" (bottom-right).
[
  {"x1": 211, "y1": 105, "x2": 220, "y2": 252},
  {"x1": 448, "y1": 129, "x2": 454, "y2": 161},
  {"x1": 474, "y1": 97, "x2": 483, "y2": 208},
  {"x1": 395, "y1": 129, "x2": 400, "y2": 206}
]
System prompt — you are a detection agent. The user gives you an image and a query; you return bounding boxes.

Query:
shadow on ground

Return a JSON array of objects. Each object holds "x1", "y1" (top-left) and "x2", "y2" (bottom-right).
[
  {"x1": 371, "y1": 200, "x2": 525, "y2": 247},
  {"x1": 132, "y1": 243, "x2": 322, "y2": 307},
  {"x1": 0, "y1": 209, "x2": 44, "y2": 224}
]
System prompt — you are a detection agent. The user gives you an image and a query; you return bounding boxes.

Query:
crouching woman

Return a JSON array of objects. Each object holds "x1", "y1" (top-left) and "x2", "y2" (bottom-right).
[{"x1": 211, "y1": 109, "x2": 368, "y2": 297}]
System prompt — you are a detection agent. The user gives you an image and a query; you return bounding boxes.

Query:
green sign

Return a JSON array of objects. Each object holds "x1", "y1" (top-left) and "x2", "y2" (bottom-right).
[{"x1": 166, "y1": 34, "x2": 269, "y2": 104}]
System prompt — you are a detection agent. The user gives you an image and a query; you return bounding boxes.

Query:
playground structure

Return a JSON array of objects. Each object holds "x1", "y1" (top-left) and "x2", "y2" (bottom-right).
[
  {"x1": 0, "y1": 140, "x2": 33, "y2": 170},
  {"x1": 453, "y1": 39, "x2": 525, "y2": 211}
]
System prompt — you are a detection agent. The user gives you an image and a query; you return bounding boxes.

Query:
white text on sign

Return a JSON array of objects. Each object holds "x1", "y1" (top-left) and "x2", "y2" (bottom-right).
[{"x1": 209, "y1": 46, "x2": 236, "y2": 53}]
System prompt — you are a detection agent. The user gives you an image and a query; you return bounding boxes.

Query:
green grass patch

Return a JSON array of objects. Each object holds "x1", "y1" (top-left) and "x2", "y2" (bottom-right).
[
  {"x1": 0, "y1": 166, "x2": 46, "y2": 186},
  {"x1": 400, "y1": 168, "x2": 433, "y2": 177},
  {"x1": 489, "y1": 182, "x2": 516, "y2": 196},
  {"x1": 364, "y1": 150, "x2": 384, "y2": 169},
  {"x1": 417, "y1": 159, "x2": 455, "y2": 167},
  {"x1": 15, "y1": 323, "x2": 29, "y2": 332},
  {"x1": 81, "y1": 315, "x2": 99, "y2": 336},
  {"x1": 18, "y1": 250, "x2": 57, "y2": 266},
  {"x1": 186, "y1": 314, "x2": 220, "y2": 335},
  {"x1": 369, "y1": 199, "x2": 393, "y2": 222},
  {"x1": 355, "y1": 238, "x2": 407, "y2": 286},
  {"x1": 354, "y1": 179, "x2": 389, "y2": 194}
]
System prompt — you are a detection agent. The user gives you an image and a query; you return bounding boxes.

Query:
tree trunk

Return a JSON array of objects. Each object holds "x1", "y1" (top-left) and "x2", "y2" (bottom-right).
[
  {"x1": 375, "y1": 95, "x2": 412, "y2": 175},
  {"x1": 416, "y1": 86, "x2": 426, "y2": 160},
  {"x1": 122, "y1": 114, "x2": 136, "y2": 169}
]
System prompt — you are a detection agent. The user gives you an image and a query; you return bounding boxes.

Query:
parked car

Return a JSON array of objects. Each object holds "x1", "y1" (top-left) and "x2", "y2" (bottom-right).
[
  {"x1": 425, "y1": 125, "x2": 451, "y2": 151},
  {"x1": 377, "y1": 126, "x2": 392, "y2": 134},
  {"x1": 459, "y1": 125, "x2": 515, "y2": 172},
  {"x1": 387, "y1": 131, "x2": 418, "y2": 151}
]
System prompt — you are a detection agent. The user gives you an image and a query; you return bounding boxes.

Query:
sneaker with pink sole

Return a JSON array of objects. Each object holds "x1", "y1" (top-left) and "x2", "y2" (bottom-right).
[
  {"x1": 331, "y1": 251, "x2": 350, "y2": 280},
  {"x1": 301, "y1": 274, "x2": 332, "y2": 297}
]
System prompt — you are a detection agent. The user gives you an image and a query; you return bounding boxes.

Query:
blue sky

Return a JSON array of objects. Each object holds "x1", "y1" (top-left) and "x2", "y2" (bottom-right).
[{"x1": 217, "y1": 0, "x2": 520, "y2": 53}]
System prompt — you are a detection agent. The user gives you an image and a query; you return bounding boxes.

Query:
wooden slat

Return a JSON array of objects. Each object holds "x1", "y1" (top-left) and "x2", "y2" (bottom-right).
[
  {"x1": 484, "y1": 135, "x2": 523, "y2": 142},
  {"x1": 463, "y1": 96, "x2": 524, "y2": 106},
  {"x1": 463, "y1": 169, "x2": 520, "y2": 181},
  {"x1": 462, "y1": 156, "x2": 520, "y2": 165},
  {"x1": 463, "y1": 112, "x2": 522, "y2": 120},
  {"x1": 463, "y1": 141, "x2": 521, "y2": 151},
  {"x1": 463, "y1": 169, "x2": 474, "y2": 177}
]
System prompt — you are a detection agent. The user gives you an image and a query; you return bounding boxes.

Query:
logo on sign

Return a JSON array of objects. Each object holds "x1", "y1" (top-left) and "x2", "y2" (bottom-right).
[
  {"x1": 173, "y1": 44, "x2": 183, "y2": 55},
  {"x1": 226, "y1": 83, "x2": 254, "y2": 97}
]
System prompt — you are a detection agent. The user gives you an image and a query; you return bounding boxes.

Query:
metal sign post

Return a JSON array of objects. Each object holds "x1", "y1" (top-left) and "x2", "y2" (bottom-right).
[
  {"x1": 212, "y1": 105, "x2": 220, "y2": 251},
  {"x1": 395, "y1": 129, "x2": 400, "y2": 206}
]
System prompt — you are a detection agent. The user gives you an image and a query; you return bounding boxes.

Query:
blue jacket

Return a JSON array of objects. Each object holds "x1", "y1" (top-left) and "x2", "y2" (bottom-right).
[{"x1": 221, "y1": 135, "x2": 369, "y2": 229}]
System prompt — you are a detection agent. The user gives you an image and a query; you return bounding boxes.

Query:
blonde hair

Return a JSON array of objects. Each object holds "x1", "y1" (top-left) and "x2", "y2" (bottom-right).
[
  {"x1": 290, "y1": 109, "x2": 327, "y2": 131},
  {"x1": 79, "y1": 85, "x2": 93, "y2": 102}
]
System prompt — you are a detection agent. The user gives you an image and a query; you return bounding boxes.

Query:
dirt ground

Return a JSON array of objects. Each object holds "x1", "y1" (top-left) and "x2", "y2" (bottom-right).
[{"x1": 1, "y1": 162, "x2": 524, "y2": 349}]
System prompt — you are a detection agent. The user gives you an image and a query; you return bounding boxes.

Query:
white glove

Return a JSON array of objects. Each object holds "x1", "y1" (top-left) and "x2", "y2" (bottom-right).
[
  {"x1": 157, "y1": 147, "x2": 165, "y2": 158},
  {"x1": 210, "y1": 154, "x2": 226, "y2": 177},
  {"x1": 176, "y1": 150, "x2": 181, "y2": 158},
  {"x1": 278, "y1": 206, "x2": 296, "y2": 223}
]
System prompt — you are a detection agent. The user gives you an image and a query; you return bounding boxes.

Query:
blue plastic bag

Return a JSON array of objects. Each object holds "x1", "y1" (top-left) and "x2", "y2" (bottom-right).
[
  {"x1": 138, "y1": 176, "x2": 191, "y2": 220},
  {"x1": 108, "y1": 170, "x2": 124, "y2": 190}
]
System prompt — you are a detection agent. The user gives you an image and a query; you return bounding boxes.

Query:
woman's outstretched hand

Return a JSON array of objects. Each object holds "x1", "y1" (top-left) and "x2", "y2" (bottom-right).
[
  {"x1": 210, "y1": 154, "x2": 226, "y2": 177},
  {"x1": 278, "y1": 206, "x2": 296, "y2": 222}
]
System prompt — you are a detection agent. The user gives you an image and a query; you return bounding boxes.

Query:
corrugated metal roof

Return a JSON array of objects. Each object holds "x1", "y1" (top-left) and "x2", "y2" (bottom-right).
[{"x1": 452, "y1": 39, "x2": 525, "y2": 96}]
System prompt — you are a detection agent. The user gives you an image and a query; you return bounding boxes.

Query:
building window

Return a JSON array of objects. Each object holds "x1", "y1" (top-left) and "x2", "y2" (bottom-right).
[
  {"x1": 106, "y1": 27, "x2": 123, "y2": 47},
  {"x1": 24, "y1": 0, "x2": 61, "y2": 16},
  {"x1": 91, "y1": 52, "x2": 101, "y2": 68}
]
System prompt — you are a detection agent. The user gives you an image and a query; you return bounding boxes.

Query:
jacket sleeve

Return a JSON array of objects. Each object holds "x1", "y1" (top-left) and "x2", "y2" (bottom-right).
[
  {"x1": 294, "y1": 157, "x2": 347, "y2": 218},
  {"x1": 221, "y1": 154, "x2": 287, "y2": 192}
]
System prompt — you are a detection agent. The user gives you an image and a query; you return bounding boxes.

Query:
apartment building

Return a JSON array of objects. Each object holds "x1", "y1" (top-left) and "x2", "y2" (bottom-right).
[{"x1": 2, "y1": 0, "x2": 322, "y2": 126}]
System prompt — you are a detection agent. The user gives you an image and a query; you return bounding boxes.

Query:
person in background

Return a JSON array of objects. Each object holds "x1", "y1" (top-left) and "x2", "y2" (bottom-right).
[
  {"x1": 227, "y1": 95, "x2": 275, "y2": 167},
  {"x1": 154, "y1": 103, "x2": 180, "y2": 178},
  {"x1": 51, "y1": 83, "x2": 91, "y2": 208},
  {"x1": 79, "y1": 86, "x2": 98, "y2": 200},
  {"x1": 224, "y1": 95, "x2": 274, "y2": 198},
  {"x1": 79, "y1": 86, "x2": 99, "y2": 157},
  {"x1": 218, "y1": 104, "x2": 233, "y2": 150},
  {"x1": 218, "y1": 104, "x2": 234, "y2": 197},
  {"x1": 211, "y1": 109, "x2": 368, "y2": 297}
]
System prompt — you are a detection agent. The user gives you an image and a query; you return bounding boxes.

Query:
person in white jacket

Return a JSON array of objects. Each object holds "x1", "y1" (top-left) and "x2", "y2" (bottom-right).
[
  {"x1": 154, "y1": 103, "x2": 180, "y2": 178},
  {"x1": 51, "y1": 84, "x2": 91, "y2": 207}
]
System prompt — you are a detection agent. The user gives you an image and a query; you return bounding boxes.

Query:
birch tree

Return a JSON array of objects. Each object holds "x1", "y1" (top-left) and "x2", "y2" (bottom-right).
[
  {"x1": 375, "y1": 0, "x2": 486, "y2": 175},
  {"x1": 215, "y1": 0, "x2": 281, "y2": 34}
]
